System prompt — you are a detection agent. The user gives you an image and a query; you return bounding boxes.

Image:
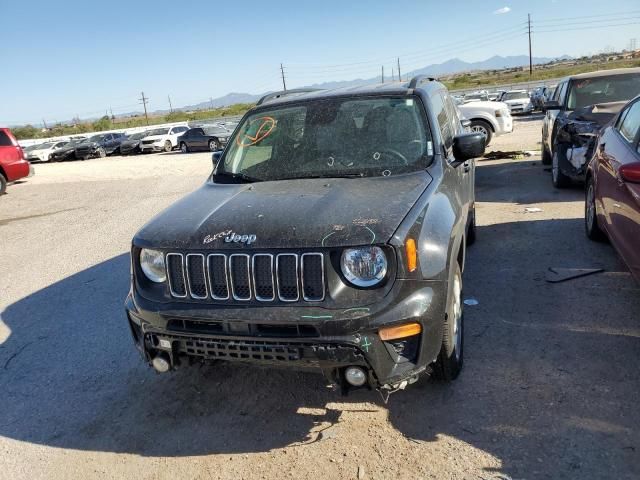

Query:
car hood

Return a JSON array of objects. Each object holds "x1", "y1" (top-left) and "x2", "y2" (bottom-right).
[
  {"x1": 568, "y1": 101, "x2": 627, "y2": 126},
  {"x1": 459, "y1": 101, "x2": 508, "y2": 112},
  {"x1": 29, "y1": 148, "x2": 51, "y2": 155},
  {"x1": 134, "y1": 172, "x2": 432, "y2": 250},
  {"x1": 76, "y1": 142, "x2": 98, "y2": 149},
  {"x1": 143, "y1": 135, "x2": 167, "y2": 141},
  {"x1": 121, "y1": 139, "x2": 140, "y2": 146},
  {"x1": 503, "y1": 98, "x2": 530, "y2": 105}
]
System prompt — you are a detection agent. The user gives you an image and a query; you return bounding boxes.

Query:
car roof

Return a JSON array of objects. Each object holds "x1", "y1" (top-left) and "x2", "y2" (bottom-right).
[
  {"x1": 256, "y1": 80, "x2": 446, "y2": 108},
  {"x1": 563, "y1": 67, "x2": 640, "y2": 82}
]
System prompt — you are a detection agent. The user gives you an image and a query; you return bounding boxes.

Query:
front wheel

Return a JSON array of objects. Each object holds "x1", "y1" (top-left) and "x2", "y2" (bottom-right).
[
  {"x1": 541, "y1": 144, "x2": 552, "y2": 165},
  {"x1": 432, "y1": 262, "x2": 464, "y2": 381},
  {"x1": 585, "y1": 176, "x2": 607, "y2": 242},
  {"x1": 208, "y1": 139, "x2": 220, "y2": 152},
  {"x1": 180, "y1": 142, "x2": 189, "y2": 153},
  {"x1": 97, "y1": 147, "x2": 106, "y2": 158},
  {"x1": 163, "y1": 140, "x2": 172, "y2": 152},
  {"x1": 470, "y1": 120, "x2": 493, "y2": 146},
  {"x1": 0, "y1": 173, "x2": 7, "y2": 195},
  {"x1": 552, "y1": 151, "x2": 571, "y2": 188}
]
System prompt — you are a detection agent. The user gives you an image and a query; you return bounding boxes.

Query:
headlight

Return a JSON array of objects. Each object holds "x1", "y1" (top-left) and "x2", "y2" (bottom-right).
[
  {"x1": 341, "y1": 247, "x2": 387, "y2": 287},
  {"x1": 140, "y1": 248, "x2": 166, "y2": 283}
]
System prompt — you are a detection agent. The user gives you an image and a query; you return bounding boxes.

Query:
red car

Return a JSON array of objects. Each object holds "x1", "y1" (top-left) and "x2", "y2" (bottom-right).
[
  {"x1": 586, "y1": 95, "x2": 640, "y2": 282},
  {"x1": 0, "y1": 127, "x2": 32, "y2": 195}
]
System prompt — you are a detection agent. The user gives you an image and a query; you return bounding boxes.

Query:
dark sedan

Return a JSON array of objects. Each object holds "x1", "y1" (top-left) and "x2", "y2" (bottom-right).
[
  {"x1": 75, "y1": 133, "x2": 125, "y2": 160},
  {"x1": 119, "y1": 131, "x2": 150, "y2": 156},
  {"x1": 586, "y1": 95, "x2": 640, "y2": 283},
  {"x1": 49, "y1": 138, "x2": 87, "y2": 162},
  {"x1": 177, "y1": 127, "x2": 230, "y2": 153}
]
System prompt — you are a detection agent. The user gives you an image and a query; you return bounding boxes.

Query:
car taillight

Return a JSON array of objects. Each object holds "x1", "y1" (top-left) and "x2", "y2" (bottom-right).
[
  {"x1": 20, "y1": 148, "x2": 27, "y2": 160},
  {"x1": 620, "y1": 163, "x2": 640, "y2": 184}
]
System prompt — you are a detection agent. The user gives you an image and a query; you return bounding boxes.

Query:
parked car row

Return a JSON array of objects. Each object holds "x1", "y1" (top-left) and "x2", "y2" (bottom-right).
[{"x1": 19, "y1": 123, "x2": 235, "y2": 163}]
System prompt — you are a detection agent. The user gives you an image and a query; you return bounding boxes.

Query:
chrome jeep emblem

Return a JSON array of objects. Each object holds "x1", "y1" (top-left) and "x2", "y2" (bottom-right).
[{"x1": 224, "y1": 232, "x2": 257, "y2": 245}]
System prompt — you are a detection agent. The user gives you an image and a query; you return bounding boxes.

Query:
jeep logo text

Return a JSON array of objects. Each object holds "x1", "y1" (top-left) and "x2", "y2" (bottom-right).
[{"x1": 224, "y1": 233, "x2": 257, "y2": 245}]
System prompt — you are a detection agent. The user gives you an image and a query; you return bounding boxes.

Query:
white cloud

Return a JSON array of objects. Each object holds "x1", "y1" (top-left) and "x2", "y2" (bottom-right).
[{"x1": 493, "y1": 6, "x2": 511, "y2": 14}]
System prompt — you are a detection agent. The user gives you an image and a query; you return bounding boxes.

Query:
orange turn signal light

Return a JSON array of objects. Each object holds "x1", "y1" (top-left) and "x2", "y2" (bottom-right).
[
  {"x1": 379, "y1": 322, "x2": 422, "y2": 341},
  {"x1": 405, "y1": 239, "x2": 417, "y2": 272}
]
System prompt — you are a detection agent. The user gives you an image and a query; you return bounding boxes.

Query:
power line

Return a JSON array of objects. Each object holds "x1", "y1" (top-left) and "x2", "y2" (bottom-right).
[
  {"x1": 532, "y1": 15, "x2": 640, "y2": 29},
  {"x1": 280, "y1": 63, "x2": 287, "y2": 91},
  {"x1": 533, "y1": 10, "x2": 640, "y2": 24},
  {"x1": 533, "y1": 21, "x2": 640, "y2": 34},
  {"x1": 139, "y1": 91, "x2": 149, "y2": 125}
]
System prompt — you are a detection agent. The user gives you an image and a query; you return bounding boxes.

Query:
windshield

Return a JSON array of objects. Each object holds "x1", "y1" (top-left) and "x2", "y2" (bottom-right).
[
  {"x1": 88, "y1": 134, "x2": 106, "y2": 142},
  {"x1": 127, "y1": 131, "x2": 149, "y2": 140},
  {"x1": 567, "y1": 74, "x2": 640, "y2": 109},
  {"x1": 219, "y1": 96, "x2": 431, "y2": 182},
  {"x1": 148, "y1": 128, "x2": 169, "y2": 136},
  {"x1": 502, "y1": 92, "x2": 529, "y2": 101}
]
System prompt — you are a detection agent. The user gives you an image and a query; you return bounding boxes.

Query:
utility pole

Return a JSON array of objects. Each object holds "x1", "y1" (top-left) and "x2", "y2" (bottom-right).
[
  {"x1": 280, "y1": 63, "x2": 287, "y2": 91},
  {"x1": 139, "y1": 91, "x2": 149, "y2": 125},
  {"x1": 397, "y1": 57, "x2": 401, "y2": 82},
  {"x1": 209, "y1": 97, "x2": 214, "y2": 110},
  {"x1": 381, "y1": 65, "x2": 384, "y2": 83},
  {"x1": 528, "y1": 13, "x2": 533, "y2": 76},
  {"x1": 168, "y1": 95, "x2": 173, "y2": 113},
  {"x1": 42, "y1": 119, "x2": 47, "y2": 130},
  {"x1": 391, "y1": 68, "x2": 395, "y2": 81},
  {"x1": 109, "y1": 107, "x2": 114, "y2": 120}
]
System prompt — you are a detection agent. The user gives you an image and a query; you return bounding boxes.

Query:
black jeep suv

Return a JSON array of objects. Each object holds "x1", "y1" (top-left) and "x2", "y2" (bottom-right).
[{"x1": 125, "y1": 77, "x2": 485, "y2": 395}]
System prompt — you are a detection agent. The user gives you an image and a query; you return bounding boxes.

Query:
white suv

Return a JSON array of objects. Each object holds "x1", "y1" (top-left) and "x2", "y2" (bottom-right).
[
  {"x1": 140, "y1": 125, "x2": 189, "y2": 153},
  {"x1": 457, "y1": 101, "x2": 512, "y2": 146},
  {"x1": 498, "y1": 90, "x2": 533, "y2": 115}
]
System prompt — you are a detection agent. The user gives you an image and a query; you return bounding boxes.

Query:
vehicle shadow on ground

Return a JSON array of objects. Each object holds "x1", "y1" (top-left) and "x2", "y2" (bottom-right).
[
  {"x1": 475, "y1": 158, "x2": 585, "y2": 205},
  {"x1": 1, "y1": 218, "x2": 638, "y2": 478}
]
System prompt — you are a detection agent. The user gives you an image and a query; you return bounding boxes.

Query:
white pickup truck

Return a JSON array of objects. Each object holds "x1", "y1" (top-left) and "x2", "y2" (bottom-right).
[{"x1": 457, "y1": 101, "x2": 513, "y2": 146}]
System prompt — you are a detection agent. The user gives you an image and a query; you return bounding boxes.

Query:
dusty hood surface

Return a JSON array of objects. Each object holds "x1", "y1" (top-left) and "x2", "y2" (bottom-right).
[{"x1": 134, "y1": 172, "x2": 432, "y2": 250}]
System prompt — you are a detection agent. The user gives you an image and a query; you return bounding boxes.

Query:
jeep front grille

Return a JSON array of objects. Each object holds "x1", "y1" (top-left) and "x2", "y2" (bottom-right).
[{"x1": 165, "y1": 252, "x2": 325, "y2": 303}]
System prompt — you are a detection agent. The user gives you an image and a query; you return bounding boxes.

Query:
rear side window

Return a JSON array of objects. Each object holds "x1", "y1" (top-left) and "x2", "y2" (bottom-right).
[
  {"x1": 617, "y1": 100, "x2": 640, "y2": 144},
  {"x1": 431, "y1": 92, "x2": 453, "y2": 149},
  {"x1": 0, "y1": 130, "x2": 14, "y2": 146}
]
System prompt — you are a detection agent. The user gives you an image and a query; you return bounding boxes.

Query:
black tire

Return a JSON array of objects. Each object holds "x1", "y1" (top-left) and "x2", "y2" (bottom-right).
[
  {"x1": 180, "y1": 142, "x2": 189, "y2": 153},
  {"x1": 469, "y1": 120, "x2": 493, "y2": 146},
  {"x1": 97, "y1": 147, "x2": 106, "y2": 158},
  {"x1": 466, "y1": 206, "x2": 476, "y2": 246},
  {"x1": 541, "y1": 144, "x2": 552, "y2": 165},
  {"x1": 0, "y1": 173, "x2": 7, "y2": 195},
  {"x1": 208, "y1": 139, "x2": 220, "y2": 152},
  {"x1": 552, "y1": 150, "x2": 571, "y2": 188},
  {"x1": 585, "y1": 176, "x2": 607, "y2": 242},
  {"x1": 432, "y1": 262, "x2": 464, "y2": 381},
  {"x1": 163, "y1": 140, "x2": 172, "y2": 153}
]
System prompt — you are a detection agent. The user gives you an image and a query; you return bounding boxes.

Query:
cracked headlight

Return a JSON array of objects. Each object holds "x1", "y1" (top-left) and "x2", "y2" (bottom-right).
[
  {"x1": 140, "y1": 248, "x2": 166, "y2": 283},
  {"x1": 341, "y1": 247, "x2": 387, "y2": 287}
]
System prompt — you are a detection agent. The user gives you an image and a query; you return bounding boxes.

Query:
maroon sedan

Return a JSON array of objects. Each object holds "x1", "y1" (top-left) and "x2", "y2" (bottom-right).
[{"x1": 585, "y1": 95, "x2": 640, "y2": 283}]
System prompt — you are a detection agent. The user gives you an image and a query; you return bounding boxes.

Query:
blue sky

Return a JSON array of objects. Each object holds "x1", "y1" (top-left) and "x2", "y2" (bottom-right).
[{"x1": 1, "y1": 0, "x2": 639, "y2": 125}]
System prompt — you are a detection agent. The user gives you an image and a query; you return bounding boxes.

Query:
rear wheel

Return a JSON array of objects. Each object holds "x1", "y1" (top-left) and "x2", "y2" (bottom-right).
[
  {"x1": 180, "y1": 142, "x2": 189, "y2": 153},
  {"x1": 470, "y1": 120, "x2": 493, "y2": 146},
  {"x1": 163, "y1": 140, "x2": 172, "y2": 152},
  {"x1": 585, "y1": 176, "x2": 607, "y2": 242},
  {"x1": 552, "y1": 150, "x2": 571, "y2": 188},
  {"x1": 432, "y1": 262, "x2": 464, "y2": 381},
  {"x1": 0, "y1": 173, "x2": 7, "y2": 195}
]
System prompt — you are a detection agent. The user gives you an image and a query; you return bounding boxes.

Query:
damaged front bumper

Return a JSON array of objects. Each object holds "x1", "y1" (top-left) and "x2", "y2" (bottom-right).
[
  {"x1": 554, "y1": 120, "x2": 602, "y2": 180},
  {"x1": 124, "y1": 278, "x2": 447, "y2": 393}
]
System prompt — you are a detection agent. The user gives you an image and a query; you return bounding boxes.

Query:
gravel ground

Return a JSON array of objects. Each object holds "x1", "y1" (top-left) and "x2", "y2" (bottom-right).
[{"x1": 1, "y1": 118, "x2": 639, "y2": 480}]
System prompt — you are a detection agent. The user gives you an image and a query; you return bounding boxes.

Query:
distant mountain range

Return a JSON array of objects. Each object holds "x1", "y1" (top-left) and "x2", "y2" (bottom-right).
[
  {"x1": 170, "y1": 54, "x2": 569, "y2": 113},
  {"x1": 111, "y1": 54, "x2": 569, "y2": 120}
]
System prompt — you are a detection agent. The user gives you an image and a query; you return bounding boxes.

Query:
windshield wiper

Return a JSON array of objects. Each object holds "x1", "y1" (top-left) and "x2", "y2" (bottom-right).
[
  {"x1": 215, "y1": 171, "x2": 262, "y2": 183},
  {"x1": 279, "y1": 173, "x2": 365, "y2": 180}
]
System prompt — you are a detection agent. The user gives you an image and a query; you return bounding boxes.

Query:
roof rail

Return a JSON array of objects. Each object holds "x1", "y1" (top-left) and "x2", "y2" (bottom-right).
[
  {"x1": 256, "y1": 88, "x2": 321, "y2": 106},
  {"x1": 408, "y1": 75, "x2": 438, "y2": 89}
]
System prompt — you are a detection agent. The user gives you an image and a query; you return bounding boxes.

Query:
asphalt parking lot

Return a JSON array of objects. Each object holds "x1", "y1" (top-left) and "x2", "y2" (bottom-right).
[{"x1": 1, "y1": 117, "x2": 639, "y2": 480}]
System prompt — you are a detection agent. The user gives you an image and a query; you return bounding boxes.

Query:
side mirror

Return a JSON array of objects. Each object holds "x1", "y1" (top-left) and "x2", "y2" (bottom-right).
[
  {"x1": 460, "y1": 118, "x2": 471, "y2": 129},
  {"x1": 212, "y1": 150, "x2": 223, "y2": 168},
  {"x1": 452, "y1": 132, "x2": 485, "y2": 163},
  {"x1": 543, "y1": 100, "x2": 561, "y2": 112}
]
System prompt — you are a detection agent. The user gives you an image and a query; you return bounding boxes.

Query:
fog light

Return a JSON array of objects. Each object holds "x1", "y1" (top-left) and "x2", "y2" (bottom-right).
[{"x1": 344, "y1": 366, "x2": 367, "y2": 387}]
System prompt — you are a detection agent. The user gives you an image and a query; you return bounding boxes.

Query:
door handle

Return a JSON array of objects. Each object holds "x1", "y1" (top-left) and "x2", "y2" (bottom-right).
[{"x1": 463, "y1": 162, "x2": 471, "y2": 173}]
